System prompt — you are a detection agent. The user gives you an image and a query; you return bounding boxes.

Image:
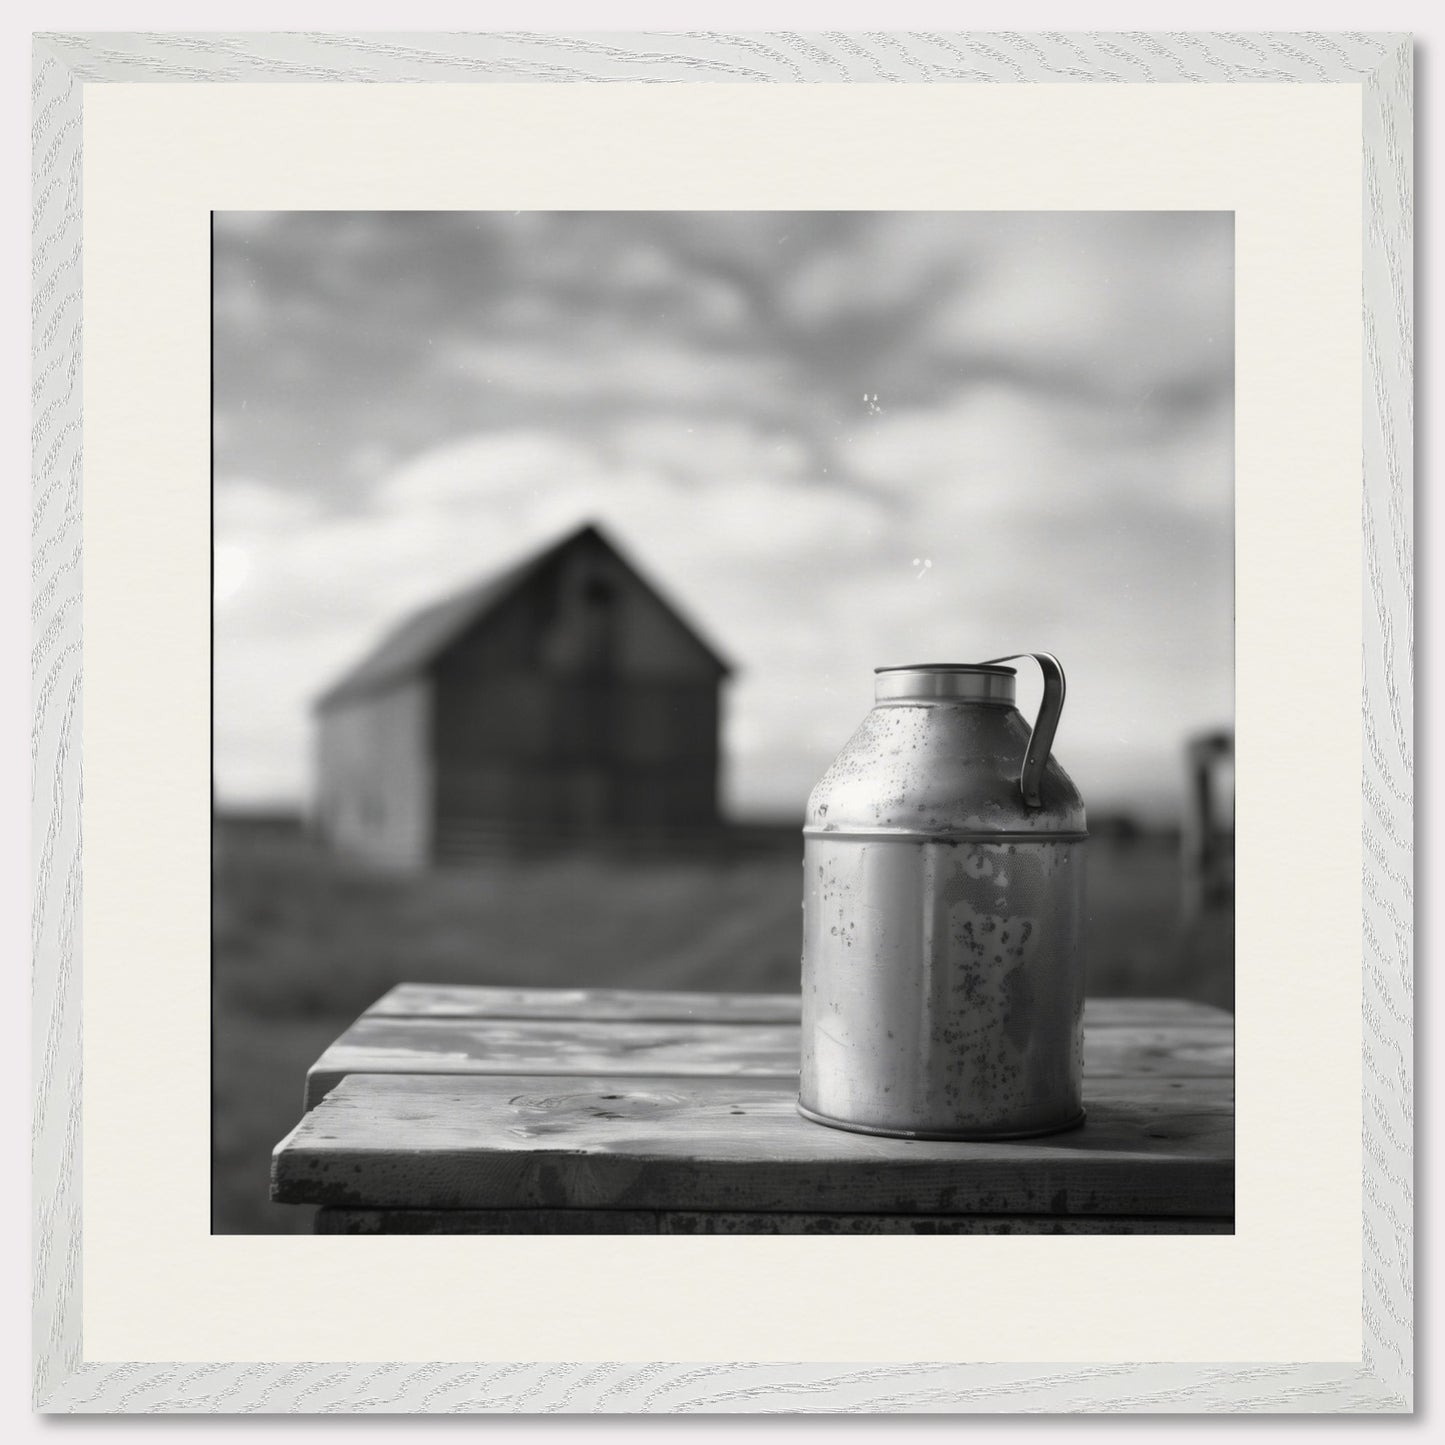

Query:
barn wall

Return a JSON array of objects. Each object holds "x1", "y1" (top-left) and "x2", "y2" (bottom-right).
[
  {"x1": 431, "y1": 535, "x2": 724, "y2": 839},
  {"x1": 433, "y1": 678, "x2": 722, "y2": 835},
  {"x1": 315, "y1": 681, "x2": 433, "y2": 867}
]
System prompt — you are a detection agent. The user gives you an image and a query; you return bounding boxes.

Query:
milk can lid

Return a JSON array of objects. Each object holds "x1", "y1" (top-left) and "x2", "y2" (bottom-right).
[
  {"x1": 874, "y1": 664, "x2": 1018, "y2": 704},
  {"x1": 875, "y1": 662, "x2": 1017, "y2": 675}
]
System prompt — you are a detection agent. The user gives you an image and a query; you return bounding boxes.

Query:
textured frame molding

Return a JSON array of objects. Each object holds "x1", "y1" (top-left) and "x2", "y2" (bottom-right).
[{"x1": 31, "y1": 31, "x2": 1412, "y2": 1413}]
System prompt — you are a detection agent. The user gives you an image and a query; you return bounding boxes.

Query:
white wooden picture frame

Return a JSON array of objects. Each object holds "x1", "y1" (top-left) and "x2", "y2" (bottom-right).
[{"x1": 31, "y1": 31, "x2": 1412, "y2": 1412}]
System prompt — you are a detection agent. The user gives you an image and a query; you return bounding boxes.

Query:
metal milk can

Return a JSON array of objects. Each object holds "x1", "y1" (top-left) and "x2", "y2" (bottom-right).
[{"x1": 799, "y1": 654, "x2": 1087, "y2": 1139}]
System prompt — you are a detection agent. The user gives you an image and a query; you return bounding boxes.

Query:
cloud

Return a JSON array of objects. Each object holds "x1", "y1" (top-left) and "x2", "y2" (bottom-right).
[
  {"x1": 923, "y1": 213, "x2": 1234, "y2": 412},
  {"x1": 847, "y1": 381, "x2": 1232, "y2": 523},
  {"x1": 212, "y1": 211, "x2": 1234, "y2": 819},
  {"x1": 435, "y1": 333, "x2": 797, "y2": 412},
  {"x1": 780, "y1": 212, "x2": 989, "y2": 327},
  {"x1": 600, "y1": 415, "x2": 812, "y2": 485}
]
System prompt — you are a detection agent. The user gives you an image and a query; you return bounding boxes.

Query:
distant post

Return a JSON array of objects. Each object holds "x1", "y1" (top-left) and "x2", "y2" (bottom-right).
[{"x1": 1181, "y1": 730, "x2": 1235, "y2": 922}]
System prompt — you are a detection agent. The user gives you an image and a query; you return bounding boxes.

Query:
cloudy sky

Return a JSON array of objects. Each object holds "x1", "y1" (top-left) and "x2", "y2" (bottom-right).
[{"x1": 214, "y1": 210, "x2": 1233, "y2": 822}]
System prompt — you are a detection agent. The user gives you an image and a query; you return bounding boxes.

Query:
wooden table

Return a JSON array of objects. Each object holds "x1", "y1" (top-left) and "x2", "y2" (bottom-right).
[{"x1": 271, "y1": 986, "x2": 1234, "y2": 1234}]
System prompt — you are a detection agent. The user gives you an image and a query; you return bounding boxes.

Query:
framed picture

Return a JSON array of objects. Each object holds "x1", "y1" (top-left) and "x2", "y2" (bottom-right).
[{"x1": 32, "y1": 31, "x2": 1412, "y2": 1412}]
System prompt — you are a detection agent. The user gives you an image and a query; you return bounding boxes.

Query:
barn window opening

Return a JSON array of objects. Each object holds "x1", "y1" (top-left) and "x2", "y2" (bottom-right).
[{"x1": 579, "y1": 574, "x2": 617, "y2": 674}]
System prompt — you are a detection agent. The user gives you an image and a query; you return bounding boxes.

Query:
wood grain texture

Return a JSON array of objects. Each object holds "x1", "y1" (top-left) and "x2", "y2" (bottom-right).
[
  {"x1": 303, "y1": 1007, "x2": 1233, "y2": 1106},
  {"x1": 369, "y1": 981, "x2": 803, "y2": 1022},
  {"x1": 32, "y1": 28, "x2": 1410, "y2": 1415},
  {"x1": 306, "y1": 1019, "x2": 805, "y2": 1102},
  {"x1": 367, "y1": 981, "x2": 1229, "y2": 1027},
  {"x1": 1358, "y1": 37, "x2": 1414, "y2": 1411},
  {"x1": 316, "y1": 1207, "x2": 1234, "y2": 1236},
  {"x1": 31, "y1": 38, "x2": 84, "y2": 1412},
  {"x1": 273, "y1": 1072, "x2": 1233, "y2": 1216}
]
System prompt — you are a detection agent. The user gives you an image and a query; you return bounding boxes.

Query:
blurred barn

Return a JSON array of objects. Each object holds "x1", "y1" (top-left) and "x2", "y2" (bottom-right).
[{"x1": 314, "y1": 522, "x2": 731, "y2": 866}]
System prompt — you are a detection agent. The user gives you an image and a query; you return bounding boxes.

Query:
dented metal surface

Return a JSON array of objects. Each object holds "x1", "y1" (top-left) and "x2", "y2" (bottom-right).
[{"x1": 799, "y1": 660, "x2": 1088, "y2": 1139}]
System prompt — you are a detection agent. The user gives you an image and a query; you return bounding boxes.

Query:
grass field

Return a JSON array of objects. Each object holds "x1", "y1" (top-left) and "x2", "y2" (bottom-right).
[{"x1": 213, "y1": 817, "x2": 1232, "y2": 1234}]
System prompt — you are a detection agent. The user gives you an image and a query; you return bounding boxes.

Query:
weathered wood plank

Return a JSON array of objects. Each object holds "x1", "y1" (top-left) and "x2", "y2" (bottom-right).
[
  {"x1": 1099, "y1": 997, "x2": 1232, "y2": 1026},
  {"x1": 366, "y1": 984, "x2": 1231, "y2": 1029},
  {"x1": 658, "y1": 1211, "x2": 1234, "y2": 1236},
  {"x1": 304, "y1": 1017, "x2": 1234, "y2": 1106},
  {"x1": 316, "y1": 1207, "x2": 661, "y2": 1234},
  {"x1": 274, "y1": 1073, "x2": 1233, "y2": 1217},
  {"x1": 368, "y1": 983, "x2": 803, "y2": 1023},
  {"x1": 315, "y1": 1207, "x2": 1232, "y2": 1236},
  {"x1": 304, "y1": 1020, "x2": 802, "y2": 1105}
]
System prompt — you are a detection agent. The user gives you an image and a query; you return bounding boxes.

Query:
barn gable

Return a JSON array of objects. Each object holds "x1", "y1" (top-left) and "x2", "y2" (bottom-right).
[
  {"x1": 313, "y1": 522, "x2": 732, "y2": 864},
  {"x1": 316, "y1": 522, "x2": 730, "y2": 711}
]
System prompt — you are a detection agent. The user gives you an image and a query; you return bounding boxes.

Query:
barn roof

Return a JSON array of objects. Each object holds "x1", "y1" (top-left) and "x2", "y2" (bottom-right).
[{"x1": 315, "y1": 521, "x2": 731, "y2": 710}]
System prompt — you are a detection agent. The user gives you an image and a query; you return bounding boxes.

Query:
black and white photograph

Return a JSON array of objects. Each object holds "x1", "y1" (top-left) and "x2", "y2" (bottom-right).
[{"x1": 212, "y1": 209, "x2": 1236, "y2": 1236}]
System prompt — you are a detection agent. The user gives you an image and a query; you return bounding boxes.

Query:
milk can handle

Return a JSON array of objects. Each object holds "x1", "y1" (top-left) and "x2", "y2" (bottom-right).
[{"x1": 982, "y1": 652, "x2": 1066, "y2": 810}]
